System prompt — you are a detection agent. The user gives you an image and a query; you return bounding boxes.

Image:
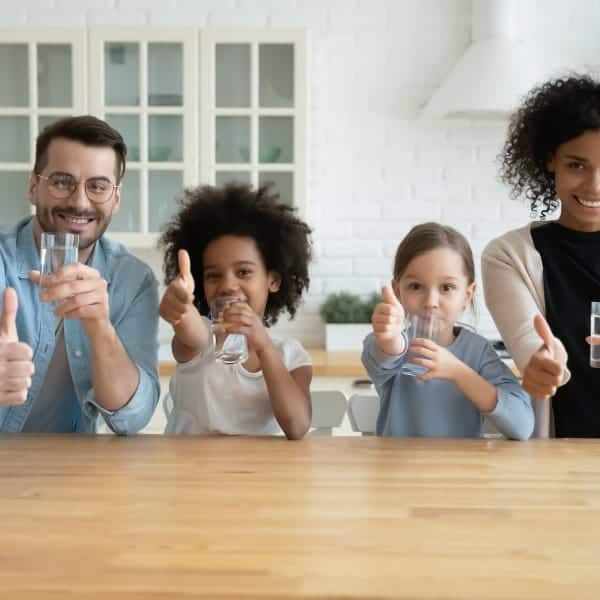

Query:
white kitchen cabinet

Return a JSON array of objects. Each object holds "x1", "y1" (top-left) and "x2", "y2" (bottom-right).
[
  {"x1": 0, "y1": 28, "x2": 307, "y2": 245},
  {"x1": 0, "y1": 29, "x2": 86, "y2": 226},
  {"x1": 201, "y1": 30, "x2": 307, "y2": 215},
  {"x1": 89, "y1": 28, "x2": 197, "y2": 246}
]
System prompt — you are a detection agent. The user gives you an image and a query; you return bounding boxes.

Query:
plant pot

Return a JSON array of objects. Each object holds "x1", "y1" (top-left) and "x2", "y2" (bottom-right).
[{"x1": 325, "y1": 323, "x2": 372, "y2": 352}]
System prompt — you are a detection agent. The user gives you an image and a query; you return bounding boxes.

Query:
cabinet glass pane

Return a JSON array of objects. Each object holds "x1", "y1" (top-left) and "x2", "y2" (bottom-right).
[
  {"x1": 106, "y1": 114, "x2": 140, "y2": 161},
  {"x1": 0, "y1": 117, "x2": 29, "y2": 162},
  {"x1": 259, "y1": 117, "x2": 293, "y2": 163},
  {"x1": 148, "y1": 115, "x2": 182, "y2": 162},
  {"x1": 148, "y1": 170, "x2": 182, "y2": 232},
  {"x1": 215, "y1": 117, "x2": 250, "y2": 164},
  {"x1": 259, "y1": 171, "x2": 293, "y2": 207},
  {"x1": 148, "y1": 43, "x2": 182, "y2": 106},
  {"x1": 0, "y1": 45, "x2": 28, "y2": 107},
  {"x1": 105, "y1": 43, "x2": 139, "y2": 106},
  {"x1": 111, "y1": 170, "x2": 140, "y2": 232},
  {"x1": 39, "y1": 115, "x2": 69, "y2": 134},
  {"x1": 259, "y1": 44, "x2": 294, "y2": 108},
  {"x1": 38, "y1": 44, "x2": 72, "y2": 108},
  {"x1": 215, "y1": 44, "x2": 250, "y2": 108},
  {"x1": 215, "y1": 171, "x2": 251, "y2": 187},
  {"x1": 0, "y1": 172, "x2": 30, "y2": 224}
]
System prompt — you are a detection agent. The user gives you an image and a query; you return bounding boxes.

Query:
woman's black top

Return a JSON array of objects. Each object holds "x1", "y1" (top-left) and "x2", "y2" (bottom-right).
[{"x1": 531, "y1": 222, "x2": 600, "y2": 437}]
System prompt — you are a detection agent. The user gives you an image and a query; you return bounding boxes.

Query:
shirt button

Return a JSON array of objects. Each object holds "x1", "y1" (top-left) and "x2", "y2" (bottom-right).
[{"x1": 74, "y1": 350, "x2": 82, "y2": 358}]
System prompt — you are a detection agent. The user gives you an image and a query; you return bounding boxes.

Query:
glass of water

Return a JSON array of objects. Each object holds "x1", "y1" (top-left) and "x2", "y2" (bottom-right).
[
  {"x1": 400, "y1": 312, "x2": 442, "y2": 377},
  {"x1": 209, "y1": 295, "x2": 248, "y2": 365},
  {"x1": 591, "y1": 301, "x2": 600, "y2": 368},
  {"x1": 40, "y1": 232, "x2": 79, "y2": 284}
]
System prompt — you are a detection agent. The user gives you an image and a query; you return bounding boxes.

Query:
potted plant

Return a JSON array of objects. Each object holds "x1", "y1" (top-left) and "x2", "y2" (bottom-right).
[{"x1": 319, "y1": 292, "x2": 381, "y2": 351}]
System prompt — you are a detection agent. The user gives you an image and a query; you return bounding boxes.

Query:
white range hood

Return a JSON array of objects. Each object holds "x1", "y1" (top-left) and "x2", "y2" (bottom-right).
[{"x1": 421, "y1": 0, "x2": 548, "y2": 119}]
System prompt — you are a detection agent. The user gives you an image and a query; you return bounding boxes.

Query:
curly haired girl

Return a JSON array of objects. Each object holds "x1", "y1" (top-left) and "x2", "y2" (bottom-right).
[{"x1": 159, "y1": 183, "x2": 313, "y2": 438}]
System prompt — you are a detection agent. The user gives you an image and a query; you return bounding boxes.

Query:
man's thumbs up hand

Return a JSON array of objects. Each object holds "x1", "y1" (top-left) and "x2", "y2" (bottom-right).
[{"x1": 0, "y1": 288, "x2": 34, "y2": 406}]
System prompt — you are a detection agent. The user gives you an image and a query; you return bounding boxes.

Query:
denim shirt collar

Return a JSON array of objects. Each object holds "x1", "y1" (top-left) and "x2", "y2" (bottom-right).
[
  {"x1": 16, "y1": 218, "x2": 40, "y2": 279},
  {"x1": 16, "y1": 217, "x2": 112, "y2": 284}
]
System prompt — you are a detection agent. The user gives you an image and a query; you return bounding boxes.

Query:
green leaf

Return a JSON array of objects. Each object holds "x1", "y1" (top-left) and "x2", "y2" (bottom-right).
[{"x1": 319, "y1": 291, "x2": 383, "y2": 323}]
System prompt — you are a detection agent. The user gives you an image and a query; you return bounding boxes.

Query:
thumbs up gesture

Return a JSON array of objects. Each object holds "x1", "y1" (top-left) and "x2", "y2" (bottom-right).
[
  {"x1": 521, "y1": 315, "x2": 566, "y2": 400},
  {"x1": 0, "y1": 288, "x2": 35, "y2": 405},
  {"x1": 371, "y1": 284, "x2": 407, "y2": 356},
  {"x1": 159, "y1": 250, "x2": 196, "y2": 327}
]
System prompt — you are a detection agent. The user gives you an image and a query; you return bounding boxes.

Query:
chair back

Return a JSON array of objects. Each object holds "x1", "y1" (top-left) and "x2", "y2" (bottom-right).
[
  {"x1": 310, "y1": 390, "x2": 348, "y2": 436},
  {"x1": 347, "y1": 394, "x2": 380, "y2": 435}
]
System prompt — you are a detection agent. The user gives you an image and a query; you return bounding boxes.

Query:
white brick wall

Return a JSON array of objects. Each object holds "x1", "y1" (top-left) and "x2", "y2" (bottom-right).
[{"x1": 8, "y1": 0, "x2": 600, "y2": 346}]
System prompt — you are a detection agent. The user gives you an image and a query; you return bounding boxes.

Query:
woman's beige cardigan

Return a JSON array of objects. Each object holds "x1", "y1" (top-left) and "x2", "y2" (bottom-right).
[{"x1": 482, "y1": 222, "x2": 569, "y2": 438}]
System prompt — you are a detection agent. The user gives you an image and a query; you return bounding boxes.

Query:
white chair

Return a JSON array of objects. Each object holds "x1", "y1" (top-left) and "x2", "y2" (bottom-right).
[
  {"x1": 162, "y1": 390, "x2": 347, "y2": 436},
  {"x1": 347, "y1": 394, "x2": 380, "y2": 435},
  {"x1": 309, "y1": 390, "x2": 348, "y2": 436},
  {"x1": 162, "y1": 391, "x2": 174, "y2": 419}
]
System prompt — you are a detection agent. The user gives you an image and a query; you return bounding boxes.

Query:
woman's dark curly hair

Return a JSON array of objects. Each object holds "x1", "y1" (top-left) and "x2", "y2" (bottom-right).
[
  {"x1": 160, "y1": 183, "x2": 312, "y2": 326},
  {"x1": 500, "y1": 74, "x2": 600, "y2": 219}
]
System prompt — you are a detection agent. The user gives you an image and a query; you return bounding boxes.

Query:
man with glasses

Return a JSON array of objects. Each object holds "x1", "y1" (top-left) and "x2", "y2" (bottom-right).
[{"x1": 0, "y1": 116, "x2": 160, "y2": 433}]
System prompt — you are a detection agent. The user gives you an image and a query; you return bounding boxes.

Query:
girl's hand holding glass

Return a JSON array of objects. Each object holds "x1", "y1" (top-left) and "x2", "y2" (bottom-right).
[
  {"x1": 408, "y1": 337, "x2": 464, "y2": 382},
  {"x1": 217, "y1": 300, "x2": 269, "y2": 357},
  {"x1": 372, "y1": 285, "x2": 406, "y2": 356}
]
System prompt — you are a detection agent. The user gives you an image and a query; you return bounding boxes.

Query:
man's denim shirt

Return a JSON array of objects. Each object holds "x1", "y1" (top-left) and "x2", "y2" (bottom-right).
[{"x1": 0, "y1": 218, "x2": 160, "y2": 434}]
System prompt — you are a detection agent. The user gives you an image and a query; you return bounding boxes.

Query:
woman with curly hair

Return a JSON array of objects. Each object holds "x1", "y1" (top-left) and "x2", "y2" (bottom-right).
[
  {"x1": 159, "y1": 183, "x2": 313, "y2": 439},
  {"x1": 482, "y1": 74, "x2": 600, "y2": 437}
]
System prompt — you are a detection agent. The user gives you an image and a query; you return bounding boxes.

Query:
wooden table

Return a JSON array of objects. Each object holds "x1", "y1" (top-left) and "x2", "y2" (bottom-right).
[
  {"x1": 159, "y1": 351, "x2": 517, "y2": 379},
  {"x1": 2, "y1": 436, "x2": 600, "y2": 599},
  {"x1": 160, "y1": 349, "x2": 368, "y2": 378}
]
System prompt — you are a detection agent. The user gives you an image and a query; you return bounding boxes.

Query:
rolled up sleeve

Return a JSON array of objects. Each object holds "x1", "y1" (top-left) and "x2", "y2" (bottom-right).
[
  {"x1": 85, "y1": 270, "x2": 160, "y2": 435},
  {"x1": 479, "y1": 344, "x2": 534, "y2": 441},
  {"x1": 361, "y1": 332, "x2": 407, "y2": 387}
]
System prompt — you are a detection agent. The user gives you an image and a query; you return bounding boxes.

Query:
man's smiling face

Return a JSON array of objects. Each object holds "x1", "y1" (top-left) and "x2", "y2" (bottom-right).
[{"x1": 29, "y1": 137, "x2": 121, "y2": 257}]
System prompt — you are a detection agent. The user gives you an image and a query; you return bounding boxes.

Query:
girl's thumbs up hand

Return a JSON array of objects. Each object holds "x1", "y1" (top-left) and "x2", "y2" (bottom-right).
[
  {"x1": 381, "y1": 285, "x2": 402, "y2": 308},
  {"x1": 159, "y1": 249, "x2": 196, "y2": 327},
  {"x1": 177, "y1": 249, "x2": 194, "y2": 294},
  {"x1": 371, "y1": 285, "x2": 407, "y2": 356}
]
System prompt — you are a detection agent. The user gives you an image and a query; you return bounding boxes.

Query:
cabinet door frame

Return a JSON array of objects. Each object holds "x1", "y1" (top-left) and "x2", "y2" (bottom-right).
[
  {"x1": 89, "y1": 27, "x2": 198, "y2": 247},
  {"x1": 0, "y1": 28, "x2": 306, "y2": 243},
  {"x1": 200, "y1": 29, "x2": 307, "y2": 218},
  {"x1": 0, "y1": 28, "x2": 86, "y2": 222}
]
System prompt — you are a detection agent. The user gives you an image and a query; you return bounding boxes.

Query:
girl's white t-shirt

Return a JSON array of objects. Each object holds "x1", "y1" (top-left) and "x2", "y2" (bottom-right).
[{"x1": 165, "y1": 325, "x2": 311, "y2": 435}]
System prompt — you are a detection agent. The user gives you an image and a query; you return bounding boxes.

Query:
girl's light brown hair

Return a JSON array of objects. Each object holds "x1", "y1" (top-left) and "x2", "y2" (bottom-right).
[{"x1": 393, "y1": 222, "x2": 475, "y2": 285}]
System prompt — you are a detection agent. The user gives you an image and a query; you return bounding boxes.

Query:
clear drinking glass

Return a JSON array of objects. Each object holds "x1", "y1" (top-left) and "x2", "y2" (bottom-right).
[
  {"x1": 40, "y1": 232, "x2": 79, "y2": 282},
  {"x1": 591, "y1": 302, "x2": 600, "y2": 368},
  {"x1": 400, "y1": 312, "x2": 442, "y2": 377},
  {"x1": 209, "y1": 295, "x2": 248, "y2": 365}
]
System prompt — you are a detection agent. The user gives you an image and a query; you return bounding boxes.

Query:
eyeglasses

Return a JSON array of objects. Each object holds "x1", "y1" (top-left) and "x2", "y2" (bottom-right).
[{"x1": 36, "y1": 173, "x2": 120, "y2": 205}]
